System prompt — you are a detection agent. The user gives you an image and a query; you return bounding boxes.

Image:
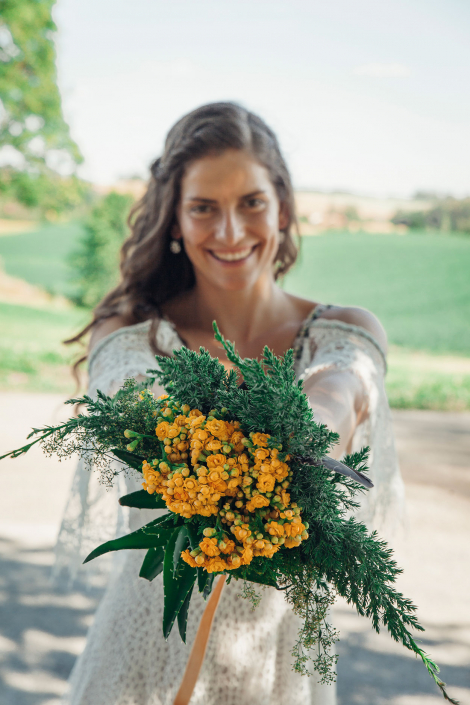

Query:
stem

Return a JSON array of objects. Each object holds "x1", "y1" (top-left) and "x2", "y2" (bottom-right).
[{"x1": 0, "y1": 421, "x2": 72, "y2": 460}]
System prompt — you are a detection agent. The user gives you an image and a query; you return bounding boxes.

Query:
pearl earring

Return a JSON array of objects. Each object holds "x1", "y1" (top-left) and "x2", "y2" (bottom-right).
[{"x1": 170, "y1": 239, "x2": 182, "y2": 254}]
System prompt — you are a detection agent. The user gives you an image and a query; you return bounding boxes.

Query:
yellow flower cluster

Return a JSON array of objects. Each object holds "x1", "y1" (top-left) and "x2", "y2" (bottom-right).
[{"x1": 141, "y1": 395, "x2": 309, "y2": 572}]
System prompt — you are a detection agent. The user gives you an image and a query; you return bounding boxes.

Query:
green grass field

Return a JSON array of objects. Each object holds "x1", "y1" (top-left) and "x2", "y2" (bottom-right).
[
  {"x1": 0, "y1": 301, "x2": 89, "y2": 393},
  {"x1": 1, "y1": 224, "x2": 469, "y2": 408},
  {"x1": 0, "y1": 222, "x2": 85, "y2": 298},
  {"x1": 283, "y1": 230, "x2": 470, "y2": 410},
  {"x1": 386, "y1": 347, "x2": 470, "y2": 411},
  {"x1": 284, "y1": 230, "x2": 470, "y2": 355}
]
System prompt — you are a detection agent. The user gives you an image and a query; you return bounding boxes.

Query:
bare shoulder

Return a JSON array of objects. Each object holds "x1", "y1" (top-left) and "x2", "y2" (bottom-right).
[
  {"x1": 320, "y1": 305, "x2": 388, "y2": 354},
  {"x1": 89, "y1": 315, "x2": 131, "y2": 354}
]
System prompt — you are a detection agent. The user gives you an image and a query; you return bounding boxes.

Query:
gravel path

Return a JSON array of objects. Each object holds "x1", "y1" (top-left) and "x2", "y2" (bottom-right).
[{"x1": 0, "y1": 393, "x2": 469, "y2": 705}]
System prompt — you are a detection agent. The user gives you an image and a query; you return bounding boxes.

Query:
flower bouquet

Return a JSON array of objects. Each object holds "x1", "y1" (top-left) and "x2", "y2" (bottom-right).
[{"x1": 1, "y1": 324, "x2": 457, "y2": 701}]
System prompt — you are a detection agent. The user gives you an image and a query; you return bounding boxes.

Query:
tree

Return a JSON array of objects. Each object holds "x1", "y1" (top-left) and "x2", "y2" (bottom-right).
[
  {"x1": 0, "y1": 0, "x2": 85, "y2": 214},
  {"x1": 70, "y1": 192, "x2": 134, "y2": 308},
  {"x1": 392, "y1": 197, "x2": 470, "y2": 234}
]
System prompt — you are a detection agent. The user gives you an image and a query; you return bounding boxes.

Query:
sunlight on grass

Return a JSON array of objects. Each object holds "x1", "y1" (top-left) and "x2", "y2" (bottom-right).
[
  {"x1": 0, "y1": 302, "x2": 89, "y2": 394},
  {"x1": 0, "y1": 222, "x2": 85, "y2": 298},
  {"x1": 284, "y1": 231, "x2": 470, "y2": 355},
  {"x1": 387, "y1": 348, "x2": 470, "y2": 411},
  {"x1": 1, "y1": 300, "x2": 469, "y2": 409}
]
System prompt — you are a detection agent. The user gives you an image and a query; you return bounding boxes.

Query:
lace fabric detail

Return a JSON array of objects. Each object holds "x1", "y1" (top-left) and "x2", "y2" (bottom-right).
[
  {"x1": 65, "y1": 554, "x2": 336, "y2": 705},
  {"x1": 297, "y1": 319, "x2": 403, "y2": 534},
  {"x1": 54, "y1": 320, "x2": 182, "y2": 586},
  {"x1": 87, "y1": 318, "x2": 183, "y2": 395},
  {"x1": 57, "y1": 314, "x2": 403, "y2": 704}
]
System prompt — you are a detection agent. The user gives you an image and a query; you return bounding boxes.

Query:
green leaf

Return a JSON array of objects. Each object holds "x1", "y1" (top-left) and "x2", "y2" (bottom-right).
[
  {"x1": 197, "y1": 567, "x2": 212, "y2": 595},
  {"x1": 163, "y1": 528, "x2": 197, "y2": 639},
  {"x1": 186, "y1": 521, "x2": 200, "y2": 551},
  {"x1": 119, "y1": 490, "x2": 167, "y2": 509},
  {"x1": 202, "y1": 573, "x2": 215, "y2": 600},
  {"x1": 186, "y1": 523, "x2": 213, "y2": 596},
  {"x1": 83, "y1": 515, "x2": 175, "y2": 563},
  {"x1": 173, "y1": 525, "x2": 190, "y2": 573},
  {"x1": 139, "y1": 547, "x2": 165, "y2": 581},
  {"x1": 197, "y1": 567, "x2": 208, "y2": 594},
  {"x1": 111, "y1": 448, "x2": 145, "y2": 471},
  {"x1": 177, "y1": 582, "x2": 194, "y2": 643}
]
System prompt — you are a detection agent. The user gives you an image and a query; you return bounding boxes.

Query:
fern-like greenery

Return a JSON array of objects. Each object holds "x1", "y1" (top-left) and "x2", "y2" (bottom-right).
[{"x1": 0, "y1": 323, "x2": 458, "y2": 702}]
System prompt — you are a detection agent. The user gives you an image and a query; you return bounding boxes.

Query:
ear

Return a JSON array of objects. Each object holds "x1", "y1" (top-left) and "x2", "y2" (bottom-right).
[
  {"x1": 171, "y1": 222, "x2": 182, "y2": 240},
  {"x1": 278, "y1": 202, "x2": 289, "y2": 231}
]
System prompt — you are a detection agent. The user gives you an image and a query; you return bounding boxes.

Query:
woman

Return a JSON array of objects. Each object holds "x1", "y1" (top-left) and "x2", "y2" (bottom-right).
[{"x1": 56, "y1": 102, "x2": 404, "y2": 705}]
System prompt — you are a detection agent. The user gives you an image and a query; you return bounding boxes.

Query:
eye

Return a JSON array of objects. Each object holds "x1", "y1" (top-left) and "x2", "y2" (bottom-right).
[
  {"x1": 244, "y1": 197, "x2": 266, "y2": 210},
  {"x1": 190, "y1": 204, "x2": 214, "y2": 215}
]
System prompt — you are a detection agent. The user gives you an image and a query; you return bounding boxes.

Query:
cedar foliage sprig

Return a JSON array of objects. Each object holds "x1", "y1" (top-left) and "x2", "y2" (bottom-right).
[
  {"x1": 0, "y1": 380, "x2": 160, "y2": 483},
  {"x1": 148, "y1": 324, "x2": 457, "y2": 700},
  {"x1": 0, "y1": 324, "x2": 458, "y2": 702}
]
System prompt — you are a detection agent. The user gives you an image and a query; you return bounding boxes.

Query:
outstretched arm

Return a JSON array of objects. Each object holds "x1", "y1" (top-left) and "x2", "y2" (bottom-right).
[
  {"x1": 303, "y1": 368, "x2": 365, "y2": 458},
  {"x1": 302, "y1": 306, "x2": 386, "y2": 457}
]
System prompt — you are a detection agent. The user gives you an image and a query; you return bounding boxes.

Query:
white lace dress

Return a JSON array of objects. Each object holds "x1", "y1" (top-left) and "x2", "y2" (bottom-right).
[{"x1": 55, "y1": 313, "x2": 404, "y2": 705}]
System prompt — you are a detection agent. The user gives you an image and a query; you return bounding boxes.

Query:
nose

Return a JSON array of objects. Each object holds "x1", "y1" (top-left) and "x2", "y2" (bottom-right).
[{"x1": 215, "y1": 208, "x2": 245, "y2": 246}]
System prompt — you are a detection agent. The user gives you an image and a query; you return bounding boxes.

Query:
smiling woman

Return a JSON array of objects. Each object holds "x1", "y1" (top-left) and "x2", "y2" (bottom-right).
[
  {"x1": 67, "y1": 102, "x2": 299, "y2": 361},
  {"x1": 160, "y1": 148, "x2": 309, "y2": 360},
  {"x1": 58, "y1": 102, "x2": 403, "y2": 705}
]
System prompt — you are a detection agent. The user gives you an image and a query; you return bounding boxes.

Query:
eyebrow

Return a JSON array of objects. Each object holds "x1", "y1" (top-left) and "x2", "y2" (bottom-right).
[{"x1": 185, "y1": 190, "x2": 267, "y2": 203}]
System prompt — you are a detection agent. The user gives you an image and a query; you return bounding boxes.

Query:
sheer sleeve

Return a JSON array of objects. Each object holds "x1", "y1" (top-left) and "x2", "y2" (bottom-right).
[
  {"x1": 296, "y1": 319, "x2": 405, "y2": 536},
  {"x1": 53, "y1": 321, "x2": 180, "y2": 586}
]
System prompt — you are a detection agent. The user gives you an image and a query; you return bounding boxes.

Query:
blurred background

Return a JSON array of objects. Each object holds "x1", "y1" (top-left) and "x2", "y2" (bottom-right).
[{"x1": 0, "y1": 1, "x2": 469, "y2": 703}]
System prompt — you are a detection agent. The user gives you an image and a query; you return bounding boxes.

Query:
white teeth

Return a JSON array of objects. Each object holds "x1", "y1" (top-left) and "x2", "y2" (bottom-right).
[{"x1": 212, "y1": 248, "x2": 252, "y2": 262}]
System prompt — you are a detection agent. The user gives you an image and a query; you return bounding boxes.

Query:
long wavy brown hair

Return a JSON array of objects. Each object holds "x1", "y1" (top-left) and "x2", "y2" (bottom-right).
[{"x1": 66, "y1": 102, "x2": 299, "y2": 372}]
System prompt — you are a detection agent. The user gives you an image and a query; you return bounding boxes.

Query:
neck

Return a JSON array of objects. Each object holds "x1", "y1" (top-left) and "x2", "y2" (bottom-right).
[{"x1": 188, "y1": 274, "x2": 289, "y2": 345}]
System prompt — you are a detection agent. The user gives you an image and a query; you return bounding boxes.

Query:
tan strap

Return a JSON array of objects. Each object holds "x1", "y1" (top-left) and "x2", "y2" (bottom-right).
[{"x1": 173, "y1": 575, "x2": 226, "y2": 705}]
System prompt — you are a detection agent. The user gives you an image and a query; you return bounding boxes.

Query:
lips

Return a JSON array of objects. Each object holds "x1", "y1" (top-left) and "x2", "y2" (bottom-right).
[{"x1": 209, "y1": 246, "x2": 255, "y2": 263}]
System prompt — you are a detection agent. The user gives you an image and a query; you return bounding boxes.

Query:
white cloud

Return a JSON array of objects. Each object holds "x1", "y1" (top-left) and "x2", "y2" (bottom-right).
[
  {"x1": 46, "y1": 148, "x2": 76, "y2": 176},
  {"x1": 0, "y1": 145, "x2": 26, "y2": 169},
  {"x1": 353, "y1": 63, "x2": 411, "y2": 77},
  {"x1": 8, "y1": 121, "x2": 23, "y2": 137},
  {"x1": 0, "y1": 24, "x2": 20, "y2": 61},
  {"x1": 27, "y1": 136, "x2": 46, "y2": 156},
  {"x1": 25, "y1": 115, "x2": 45, "y2": 132}
]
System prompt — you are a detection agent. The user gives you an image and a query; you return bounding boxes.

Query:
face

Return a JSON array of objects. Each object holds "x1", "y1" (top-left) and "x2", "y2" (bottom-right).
[{"x1": 174, "y1": 149, "x2": 287, "y2": 292}]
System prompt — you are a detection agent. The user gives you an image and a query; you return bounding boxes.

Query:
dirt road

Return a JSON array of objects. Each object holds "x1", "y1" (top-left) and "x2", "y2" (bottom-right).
[{"x1": 0, "y1": 393, "x2": 469, "y2": 705}]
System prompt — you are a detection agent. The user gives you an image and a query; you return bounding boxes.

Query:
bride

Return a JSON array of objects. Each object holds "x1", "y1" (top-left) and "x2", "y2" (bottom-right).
[{"x1": 57, "y1": 102, "x2": 403, "y2": 705}]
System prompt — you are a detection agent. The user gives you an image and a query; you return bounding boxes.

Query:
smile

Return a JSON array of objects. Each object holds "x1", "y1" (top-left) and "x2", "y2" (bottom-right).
[{"x1": 209, "y1": 246, "x2": 256, "y2": 263}]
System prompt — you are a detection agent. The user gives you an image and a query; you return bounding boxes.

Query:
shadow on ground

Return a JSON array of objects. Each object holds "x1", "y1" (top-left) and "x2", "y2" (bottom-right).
[
  {"x1": 336, "y1": 622, "x2": 469, "y2": 704},
  {"x1": 1, "y1": 532, "x2": 467, "y2": 705},
  {"x1": 0, "y1": 536, "x2": 104, "y2": 705}
]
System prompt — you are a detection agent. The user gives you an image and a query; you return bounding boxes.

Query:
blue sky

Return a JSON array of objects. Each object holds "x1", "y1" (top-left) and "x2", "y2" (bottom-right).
[{"x1": 54, "y1": 0, "x2": 470, "y2": 196}]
